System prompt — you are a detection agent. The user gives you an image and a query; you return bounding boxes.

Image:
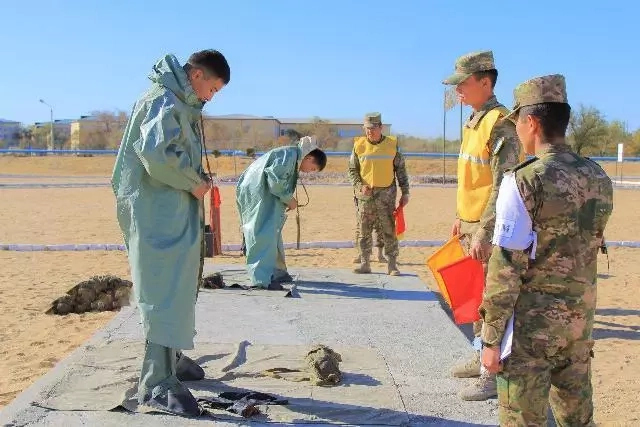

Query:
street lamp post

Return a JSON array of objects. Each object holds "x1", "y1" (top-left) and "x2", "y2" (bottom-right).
[{"x1": 39, "y1": 99, "x2": 54, "y2": 151}]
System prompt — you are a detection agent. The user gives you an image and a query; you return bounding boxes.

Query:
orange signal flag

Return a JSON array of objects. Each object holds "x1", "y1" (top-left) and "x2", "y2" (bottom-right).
[
  {"x1": 426, "y1": 235, "x2": 466, "y2": 306},
  {"x1": 212, "y1": 186, "x2": 222, "y2": 208},
  {"x1": 437, "y1": 256, "x2": 484, "y2": 325},
  {"x1": 394, "y1": 206, "x2": 406, "y2": 239}
]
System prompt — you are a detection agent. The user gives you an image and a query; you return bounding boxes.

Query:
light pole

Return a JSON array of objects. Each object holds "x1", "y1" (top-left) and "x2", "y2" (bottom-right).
[{"x1": 39, "y1": 99, "x2": 54, "y2": 151}]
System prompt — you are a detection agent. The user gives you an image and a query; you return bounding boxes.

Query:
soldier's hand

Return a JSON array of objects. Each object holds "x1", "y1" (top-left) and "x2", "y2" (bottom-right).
[
  {"x1": 451, "y1": 219, "x2": 461, "y2": 237},
  {"x1": 191, "y1": 181, "x2": 212, "y2": 200},
  {"x1": 286, "y1": 197, "x2": 298, "y2": 211},
  {"x1": 361, "y1": 185, "x2": 372, "y2": 196},
  {"x1": 470, "y1": 239, "x2": 492, "y2": 262},
  {"x1": 398, "y1": 194, "x2": 409, "y2": 208},
  {"x1": 481, "y1": 346, "x2": 502, "y2": 374}
]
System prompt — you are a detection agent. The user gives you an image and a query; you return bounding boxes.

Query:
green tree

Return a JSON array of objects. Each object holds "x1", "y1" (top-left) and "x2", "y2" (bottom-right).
[
  {"x1": 630, "y1": 129, "x2": 640, "y2": 155},
  {"x1": 601, "y1": 120, "x2": 628, "y2": 156},
  {"x1": 24, "y1": 125, "x2": 51, "y2": 149},
  {"x1": 18, "y1": 127, "x2": 34, "y2": 149},
  {"x1": 568, "y1": 105, "x2": 608, "y2": 155}
]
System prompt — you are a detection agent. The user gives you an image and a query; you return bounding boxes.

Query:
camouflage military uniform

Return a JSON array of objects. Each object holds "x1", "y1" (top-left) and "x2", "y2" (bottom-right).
[
  {"x1": 480, "y1": 75, "x2": 614, "y2": 426},
  {"x1": 348, "y1": 114, "x2": 410, "y2": 274},
  {"x1": 443, "y1": 52, "x2": 523, "y2": 400},
  {"x1": 353, "y1": 192, "x2": 385, "y2": 251}
]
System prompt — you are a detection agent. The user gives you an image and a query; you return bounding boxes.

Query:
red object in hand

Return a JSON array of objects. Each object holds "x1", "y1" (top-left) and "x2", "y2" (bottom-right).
[
  {"x1": 212, "y1": 186, "x2": 221, "y2": 208},
  {"x1": 394, "y1": 206, "x2": 406, "y2": 238},
  {"x1": 209, "y1": 186, "x2": 222, "y2": 255},
  {"x1": 437, "y1": 256, "x2": 484, "y2": 325}
]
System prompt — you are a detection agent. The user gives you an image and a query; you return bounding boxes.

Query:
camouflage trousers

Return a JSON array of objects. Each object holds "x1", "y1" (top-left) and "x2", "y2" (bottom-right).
[
  {"x1": 498, "y1": 334, "x2": 595, "y2": 426},
  {"x1": 353, "y1": 196, "x2": 384, "y2": 249},
  {"x1": 459, "y1": 220, "x2": 488, "y2": 337},
  {"x1": 356, "y1": 186, "x2": 398, "y2": 259}
]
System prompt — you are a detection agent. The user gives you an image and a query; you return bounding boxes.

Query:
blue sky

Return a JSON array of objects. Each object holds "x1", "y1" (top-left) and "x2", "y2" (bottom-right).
[{"x1": 1, "y1": 0, "x2": 638, "y2": 137}]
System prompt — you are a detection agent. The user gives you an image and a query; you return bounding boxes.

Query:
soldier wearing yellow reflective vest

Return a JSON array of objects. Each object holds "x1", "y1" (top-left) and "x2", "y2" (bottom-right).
[
  {"x1": 442, "y1": 51, "x2": 524, "y2": 401},
  {"x1": 348, "y1": 112, "x2": 410, "y2": 276}
]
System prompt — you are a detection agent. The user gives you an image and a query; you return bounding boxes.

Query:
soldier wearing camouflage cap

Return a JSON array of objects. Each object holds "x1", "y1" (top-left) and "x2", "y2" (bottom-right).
[
  {"x1": 348, "y1": 112, "x2": 410, "y2": 276},
  {"x1": 443, "y1": 50, "x2": 525, "y2": 401},
  {"x1": 352, "y1": 113, "x2": 391, "y2": 265},
  {"x1": 479, "y1": 75, "x2": 613, "y2": 426}
]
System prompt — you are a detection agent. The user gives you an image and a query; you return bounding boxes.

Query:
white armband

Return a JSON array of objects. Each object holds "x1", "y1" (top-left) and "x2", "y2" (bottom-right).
[{"x1": 493, "y1": 174, "x2": 537, "y2": 259}]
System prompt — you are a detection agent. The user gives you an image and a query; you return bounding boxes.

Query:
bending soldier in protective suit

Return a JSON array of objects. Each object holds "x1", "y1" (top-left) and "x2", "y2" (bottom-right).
[
  {"x1": 112, "y1": 50, "x2": 230, "y2": 417},
  {"x1": 236, "y1": 136, "x2": 327, "y2": 288}
]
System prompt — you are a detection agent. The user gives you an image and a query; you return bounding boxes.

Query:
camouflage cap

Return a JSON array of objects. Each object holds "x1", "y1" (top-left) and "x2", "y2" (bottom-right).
[
  {"x1": 504, "y1": 74, "x2": 568, "y2": 121},
  {"x1": 363, "y1": 112, "x2": 382, "y2": 128},
  {"x1": 442, "y1": 50, "x2": 496, "y2": 85}
]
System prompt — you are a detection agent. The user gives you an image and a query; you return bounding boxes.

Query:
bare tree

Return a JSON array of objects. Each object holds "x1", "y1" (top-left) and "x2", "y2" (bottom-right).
[
  {"x1": 202, "y1": 120, "x2": 231, "y2": 150},
  {"x1": 88, "y1": 110, "x2": 128, "y2": 149},
  {"x1": 296, "y1": 117, "x2": 340, "y2": 149}
]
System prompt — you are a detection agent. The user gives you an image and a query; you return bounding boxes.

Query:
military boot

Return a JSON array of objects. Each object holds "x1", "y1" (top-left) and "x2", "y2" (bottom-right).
[
  {"x1": 352, "y1": 254, "x2": 361, "y2": 264},
  {"x1": 376, "y1": 247, "x2": 387, "y2": 263},
  {"x1": 387, "y1": 257, "x2": 400, "y2": 276},
  {"x1": 353, "y1": 256, "x2": 371, "y2": 274},
  {"x1": 458, "y1": 370, "x2": 497, "y2": 401},
  {"x1": 176, "y1": 352, "x2": 205, "y2": 381},
  {"x1": 451, "y1": 352, "x2": 481, "y2": 378}
]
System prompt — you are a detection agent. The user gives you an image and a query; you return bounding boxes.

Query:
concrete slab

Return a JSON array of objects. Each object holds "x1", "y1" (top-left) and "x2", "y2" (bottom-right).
[{"x1": 0, "y1": 264, "x2": 498, "y2": 426}]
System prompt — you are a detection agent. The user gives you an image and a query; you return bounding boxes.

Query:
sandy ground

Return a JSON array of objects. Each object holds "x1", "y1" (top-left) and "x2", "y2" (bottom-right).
[
  {"x1": 0, "y1": 157, "x2": 639, "y2": 425},
  {"x1": 2, "y1": 155, "x2": 640, "y2": 179}
]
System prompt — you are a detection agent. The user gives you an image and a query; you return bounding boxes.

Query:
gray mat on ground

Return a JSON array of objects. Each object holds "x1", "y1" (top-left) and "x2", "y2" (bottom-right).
[{"x1": 33, "y1": 340, "x2": 407, "y2": 425}]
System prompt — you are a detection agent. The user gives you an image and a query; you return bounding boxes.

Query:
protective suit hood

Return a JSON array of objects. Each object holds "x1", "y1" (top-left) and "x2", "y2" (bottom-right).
[
  {"x1": 298, "y1": 136, "x2": 318, "y2": 159},
  {"x1": 112, "y1": 54, "x2": 208, "y2": 350},
  {"x1": 148, "y1": 54, "x2": 204, "y2": 110}
]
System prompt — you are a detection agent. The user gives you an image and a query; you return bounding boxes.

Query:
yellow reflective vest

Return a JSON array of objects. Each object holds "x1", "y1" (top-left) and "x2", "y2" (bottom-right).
[
  {"x1": 354, "y1": 135, "x2": 397, "y2": 188},
  {"x1": 457, "y1": 106, "x2": 517, "y2": 222}
]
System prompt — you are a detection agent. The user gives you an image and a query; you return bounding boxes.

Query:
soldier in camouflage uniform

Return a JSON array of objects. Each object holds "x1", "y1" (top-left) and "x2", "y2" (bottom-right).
[
  {"x1": 348, "y1": 112, "x2": 410, "y2": 276},
  {"x1": 352, "y1": 194, "x2": 386, "y2": 264},
  {"x1": 480, "y1": 74, "x2": 613, "y2": 426},
  {"x1": 443, "y1": 50, "x2": 524, "y2": 400}
]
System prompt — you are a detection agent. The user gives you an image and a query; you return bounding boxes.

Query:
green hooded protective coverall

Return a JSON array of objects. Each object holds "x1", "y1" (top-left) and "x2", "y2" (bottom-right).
[
  {"x1": 236, "y1": 138, "x2": 317, "y2": 287},
  {"x1": 112, "y1": 54, "x2": 205, "y2": 351}
]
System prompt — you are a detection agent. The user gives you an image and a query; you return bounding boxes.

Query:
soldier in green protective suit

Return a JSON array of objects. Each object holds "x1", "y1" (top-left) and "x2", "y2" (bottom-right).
[
  {"x1": 236, "y1": 136, "x2": 327, "y2": 288},
  {"x1": 112, "y1": 50, "x2": 230, "y2": 417}
]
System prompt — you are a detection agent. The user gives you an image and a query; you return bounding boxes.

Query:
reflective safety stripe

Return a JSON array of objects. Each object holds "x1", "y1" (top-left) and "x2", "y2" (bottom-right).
[
  {"x1": 359, "y1": 154, "x2": 395, "y2": 160},
  {"x1": 457, "y1": 106, "x2": 510, "y2": 221},
  {"x1": 459, "y1": 152, "x2": 490, "y2": 166},
  {"x1": 354, "y1": 136, "x2": 397, "y2": 187}
]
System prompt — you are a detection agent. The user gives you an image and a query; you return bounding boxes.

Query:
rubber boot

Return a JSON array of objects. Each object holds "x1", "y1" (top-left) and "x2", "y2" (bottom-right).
[
  {"x1": 376, "y1": 247, "x2": 387, "y2": 263},
  {"x1": 387, "y1": 257, "x2": 400, "y2": 276},
  {"x1": 144, "y1": 376, "x2": 201, "y2": 417},
  {"x1": 176, "y1": 352, "x2": 205, "y2": 382},
  {"x1": 138, "y1": 342, "x2": 200, "y2": 417},
  {"x1": 353, "y1": 256, "x2": 371, "y2": 274},
  {"x1": 272, "y1": 272, "x2": 294, "y2": 283}
]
